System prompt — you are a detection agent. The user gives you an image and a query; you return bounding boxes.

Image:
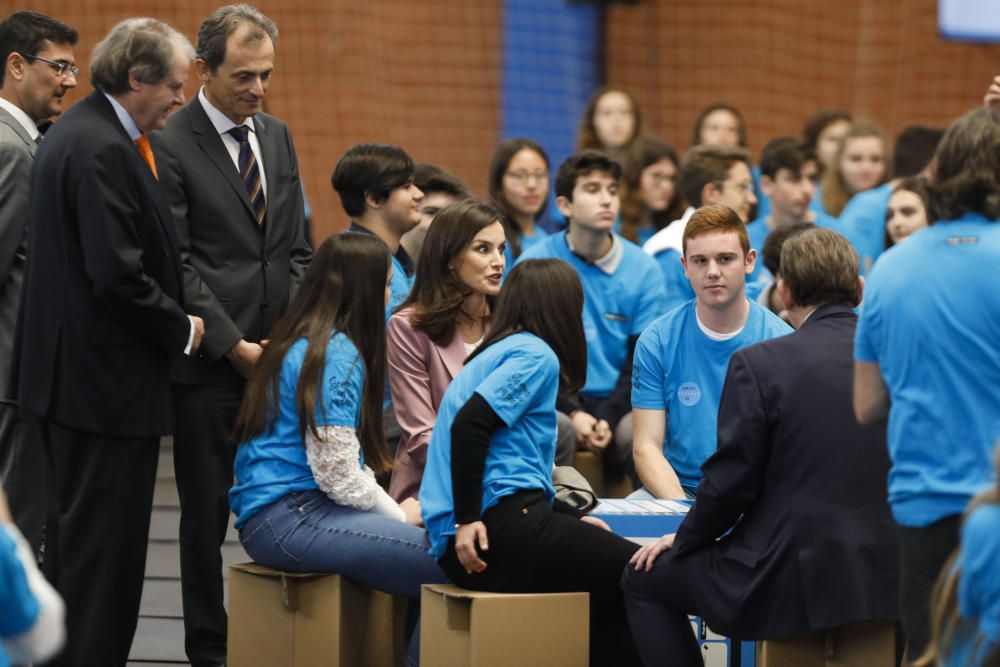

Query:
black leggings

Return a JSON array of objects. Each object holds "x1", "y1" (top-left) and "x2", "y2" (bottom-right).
[{"x1": 439, "y1": 490, "x2": 640, "y2": 666}]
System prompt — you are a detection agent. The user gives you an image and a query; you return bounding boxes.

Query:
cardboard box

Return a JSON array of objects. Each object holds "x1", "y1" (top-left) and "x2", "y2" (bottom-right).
[
  {"x1": 227, "y1": 563, "x2": 406, "y2": 667},
  {"x1": 573, "y1": 451, "x2": 634, "y2": 498},
  {"x1": 756, "y1": 620, "x2": 896, "y2": 667},
  {"x1": 420, "y1": 584, "x2": 589, "y2": 666},
  {"x1": 591, "y1": 498, "x2": 692, "y2": 542}
]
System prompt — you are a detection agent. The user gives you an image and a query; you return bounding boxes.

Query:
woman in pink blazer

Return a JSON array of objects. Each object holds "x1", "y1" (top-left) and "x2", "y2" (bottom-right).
[{"x1": 387, "y1": 200, "x2": 506, "y2": 502}]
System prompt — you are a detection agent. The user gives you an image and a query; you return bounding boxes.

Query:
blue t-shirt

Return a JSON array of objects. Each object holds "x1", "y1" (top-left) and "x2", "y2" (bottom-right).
[
  {"x1": 946, "y1": 502, "x2": 1000, "y2": 667},
  {"x1": 839, "y1": 183, "x2": 892, "y2": 276},
  {"x1": 808, "y1": 183, "x2": 832, "y2": 218},
  {"x1": 420, "y1": 333, "x2": 559, "y2": 559},
  {"x1": 0, "y1": 526, "x2": 37, "y2": 666},
  {"x1": 518, "y1": 232, "x2": 667, "y2": 397},
  {"x1": 745, "y1": 212, "x2": 841, "y2": 283},
  {"x1": 652, "y1": 248, "x2": 695, "y2": 314},
  {"x1": 854, "y1": 214, "x2": 1000, "y2": 527},
  {"x1": 503, "y1": 226, "x2": 550, "y2": 268},
  {"x1": 751, "y1": 163, "x2": 771, "y2": 221},
  {"x1": 632, "y1": 299, "x2": 792, "y2": 491},
  {"x1": 388, "y1": 253, "x2": 414, "y2": 321},
  {"x1": 230, "y1": 332, "x2": 365, "y2": 528}
]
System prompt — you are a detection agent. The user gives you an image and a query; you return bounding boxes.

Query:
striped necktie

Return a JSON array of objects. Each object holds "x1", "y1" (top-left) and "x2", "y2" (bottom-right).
[
  {"x1": 228, "y1": 125, "x2": 266, "y2": 224},
  {"x1": 134, "y1": 134, "x2": 158, "y2": 179}
]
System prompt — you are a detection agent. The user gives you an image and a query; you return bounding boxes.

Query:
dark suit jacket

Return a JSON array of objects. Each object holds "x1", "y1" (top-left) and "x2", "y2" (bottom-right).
[
  {"x1": 15, "y1": 91, "x2": 190, "y2": 437},
  {"x1": 669, "y1": 303, "x2": 899, "y2": 638},
  {"x1": 151, "y1": 98, "x2": 311, "y2": 386},
  {"x1": 0, "y1": 106, "x2": 37, "y2": 397}
]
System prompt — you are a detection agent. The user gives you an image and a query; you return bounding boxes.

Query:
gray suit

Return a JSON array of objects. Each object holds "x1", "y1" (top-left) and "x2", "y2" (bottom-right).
[
  {"x1": 0, "y1": 105, "x2": 46, "y2": 556},
  {"x1": 0, "y1": 106, "x2": 36, "y2": 397},
  {"x1": 150, "y1": 95, "x2": 311, "y2": 665}
]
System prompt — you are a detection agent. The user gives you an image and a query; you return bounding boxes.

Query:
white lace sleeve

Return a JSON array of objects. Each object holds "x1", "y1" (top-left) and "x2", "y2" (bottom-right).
[{"x1": 305, "y1": 425, "x2": 405, "y2": 522}]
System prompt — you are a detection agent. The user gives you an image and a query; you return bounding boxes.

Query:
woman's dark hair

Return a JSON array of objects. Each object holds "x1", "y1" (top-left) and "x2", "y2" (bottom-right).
[
  {"x1": 234, "y1": 233, "x2": 392, "y2": 473},
  {"x1": 488, "y1": 138, "x2": 550, "y2": 258},
  {"x1": 691, "y1": 102, "x2": 748, "y2": 148},
  {"x1": 928, "y1": 107, "x2": 1000, "y2": 223},
  {"x1": 802, "y1": 109, "x2": 852, "y2": 153},
  {"x1": 467, "y1": 259, "x2": 586, "y2": 396},
  {"x1": 885, "y1": 176, "x2": 932, "y2": 250},
  {"x1": 635, "y1": 137, "x2": 685, "y2": 236},
  {"x1": 401, "y1": 199, "x2": 505, "y2": 346}
]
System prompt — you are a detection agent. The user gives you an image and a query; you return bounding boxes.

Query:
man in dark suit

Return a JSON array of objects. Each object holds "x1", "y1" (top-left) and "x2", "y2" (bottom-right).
[
  {"x1": 150, "y1": 6, "x2": 310, "y2": 665},
  {"x1": 0, "y1": 10, "x2": 77, "y2": 554},
  {"x1": 621, "y1": 227, "x2": 899, "y2": 666},
  {"x1": 14, "y1": 18, "x2": 204, "y2": 667}
]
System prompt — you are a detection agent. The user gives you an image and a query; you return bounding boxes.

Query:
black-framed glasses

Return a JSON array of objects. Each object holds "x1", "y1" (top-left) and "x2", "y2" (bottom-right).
[{"x1": 21, "y1": 53, "x2": 79, "y2": 78}]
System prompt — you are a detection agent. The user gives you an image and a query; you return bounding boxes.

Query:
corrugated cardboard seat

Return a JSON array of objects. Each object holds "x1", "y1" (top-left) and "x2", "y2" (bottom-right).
[
  {"x1": 227, "y1": 563, "x2": 405, "y2": 667},
  {"x1": 421, "y1": 583, "x2": 589, "y2": 667}
]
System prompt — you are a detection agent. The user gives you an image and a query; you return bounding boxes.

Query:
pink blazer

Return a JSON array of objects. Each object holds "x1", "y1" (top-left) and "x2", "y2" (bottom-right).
[{"x1": 386, "y1": 307, "x2": 469, "y2": 501}]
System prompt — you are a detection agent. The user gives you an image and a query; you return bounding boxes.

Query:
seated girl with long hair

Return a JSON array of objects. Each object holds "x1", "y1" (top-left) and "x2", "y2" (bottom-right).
[
  {"x1": 420, "y1": 259, "x2": 640, "y2": 666},
  {"x1": 577, "y1": 87, "x2": 646, "y2": 240},
  {"x1": 817, "y1": 121, "x2": 889, "y2": 218},
  {"x1": 488, "y1": 138, "x2": 552, "y2": 265},
  {"x1": 387, "y1": 200, "x2": 506, "y2": 502},
  {"x1": 229, "y1": 234, "x2": 446, "y2": 663},
  {"x1": 633, "y1": 137, "x2": 685, "y2": 245}
]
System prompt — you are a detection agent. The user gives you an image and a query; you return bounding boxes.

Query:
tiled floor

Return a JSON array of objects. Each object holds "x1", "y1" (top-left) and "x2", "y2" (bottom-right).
[{"x1": 128, "y1": 438, "x2": 248, "y2": 665}]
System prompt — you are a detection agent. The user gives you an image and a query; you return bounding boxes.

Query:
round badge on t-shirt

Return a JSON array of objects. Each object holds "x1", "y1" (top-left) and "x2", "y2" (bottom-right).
[{"x1": 677, "y1": 382, "x2": 702, "y2": 407}]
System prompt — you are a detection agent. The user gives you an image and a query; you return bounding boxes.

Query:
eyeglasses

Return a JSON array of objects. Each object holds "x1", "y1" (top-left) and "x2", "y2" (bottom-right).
[
  {"x1": 716, "y1": 179, "x2": 753, "y2": 194},
  {"x1": 21, "y1": 53, "x2": 79, "y2": 78},
  {"x1": 505, "y1": 170, "x2": 548, "y2": 185}
]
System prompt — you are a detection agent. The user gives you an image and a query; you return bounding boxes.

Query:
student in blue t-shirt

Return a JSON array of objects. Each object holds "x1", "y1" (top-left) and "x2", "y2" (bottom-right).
[
  {"x1": 745, "y1": 138, "x2": 837, "y2": 282},
  {"x1": 518, "y1": 151, "x2": 667, "y2": 473},
  {"x1": 854, "y1": 108, "x2": 1000, "y2": 661},
  {"x1": 229, "y1": 234, "x2": 446, "y2": 664},
  {"x1": 838, "y1": 126, "x2": 944, "y2": 275},
  {"x1": 631, "y1": 205, "x2": 792, "y2": 499},
  {"x1": 332, "y1": 142, "x2": 423, "y2": 320},
  {"x1": 420, "y1": 259, "x2": 640, "y2": 665},
  {"x1": 488, "y1": 138, "x2": 552, "y2": 267},
  {"x1": 644, "y1": 145, "x2": 758, "y2": 314}
]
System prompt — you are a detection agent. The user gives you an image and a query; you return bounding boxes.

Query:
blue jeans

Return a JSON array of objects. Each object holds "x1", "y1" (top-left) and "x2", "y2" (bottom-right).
[{"x1": 238, "y1": 490, "x2": 448, "y2": 665}]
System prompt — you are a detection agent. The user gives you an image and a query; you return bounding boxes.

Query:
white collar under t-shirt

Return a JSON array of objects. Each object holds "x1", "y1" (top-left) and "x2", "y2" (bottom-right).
[{"x1": 198, "y1": 88, "x2": 267, "y2": 197}]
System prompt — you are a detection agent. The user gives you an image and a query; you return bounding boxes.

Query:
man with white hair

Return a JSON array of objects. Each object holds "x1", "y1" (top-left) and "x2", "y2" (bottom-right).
[{"x1": 13, "y1": 17, "x2": 203, "y2": 666}]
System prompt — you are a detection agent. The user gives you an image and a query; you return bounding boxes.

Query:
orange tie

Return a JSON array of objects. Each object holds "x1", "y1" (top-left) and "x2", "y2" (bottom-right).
[{"x1": 135, "y1": 134, "x2": 158, "y2": 180}]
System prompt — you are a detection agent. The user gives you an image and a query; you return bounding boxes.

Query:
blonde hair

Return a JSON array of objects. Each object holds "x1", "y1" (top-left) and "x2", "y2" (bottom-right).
[{"x1": 820, "y1": 121, "x2": 889, "y2": 217}]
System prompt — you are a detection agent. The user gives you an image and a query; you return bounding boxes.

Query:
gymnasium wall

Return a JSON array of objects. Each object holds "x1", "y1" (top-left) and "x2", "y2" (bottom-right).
[
  {"x1": 605, "y1": 0, "x2": 1000, "y2": 158},
  {"x1": 4, "y1": 0, "x2": 998, "y2": 239},
  {"x1": 7, "y1": 0, "x2": 502, "y2": 240}
]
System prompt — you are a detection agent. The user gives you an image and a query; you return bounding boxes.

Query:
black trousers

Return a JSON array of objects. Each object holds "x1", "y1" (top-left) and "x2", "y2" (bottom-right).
[
  {"x1": 438, "y1": 490, "x2": 640, "y2": 666},
  {"x1": 621, "y1": 549, "x2": 716, "y2": 667},
  {"x1": 42, "y1": 419, "x2": 159, "y2": 667},
  {"x1": 173, "y1": 382, "x2": 244, "y2": 667},
  {"x1": 896, "y1": 514, "x2": 962, "y2": 661},
  {"x1": 0, "y1": 403, "x2": 47, "y2": 558}
]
